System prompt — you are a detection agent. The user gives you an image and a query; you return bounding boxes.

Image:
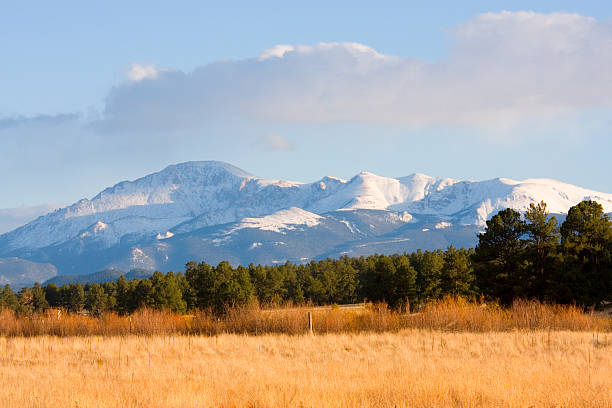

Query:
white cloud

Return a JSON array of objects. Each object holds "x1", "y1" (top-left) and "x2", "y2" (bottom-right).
[
  {"x1": 2, "y1": 11, "x2": 611, "y2": 207},
  {"x1": 95, "y1": 12, "x2": 612, "y2": 135},
  {"x1": 257, "y1": 133, "x2": 294, "y2": 151},
  {"x1": 258, "y1": 45, "x2": 295, "y2": 60},
  {"x1": 0, "y1": 113, "x2": 79, "y2": 130},
  {"x1": 126, "y1": 63, "x2": 161, "y2": 81}
]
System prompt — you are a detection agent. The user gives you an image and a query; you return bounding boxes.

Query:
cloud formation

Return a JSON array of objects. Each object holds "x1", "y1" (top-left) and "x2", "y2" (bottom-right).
[
  {"x1": 0, "y1": 113, "x2": 79, "y2": 130},
  {"x1": 7, "y1": 11, "x2": 604, "y2": 138},
  {"x1": 94, "y1": 11, "x2": 612, "y2": 133},
  {"x1": 257, "y1": 133, "x2": 294, "y2": 152},
  {"x1": 126, "y1": 63, "x2": 161, "y2": 81},
  {"x1": 2, "y1": 11, "x2": 612, "y2": 207}
]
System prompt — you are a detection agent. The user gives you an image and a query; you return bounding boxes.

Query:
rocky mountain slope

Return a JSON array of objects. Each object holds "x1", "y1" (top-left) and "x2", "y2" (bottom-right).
[{"x1": 1, "y1": 161, "x2": 611, "y2": 286}]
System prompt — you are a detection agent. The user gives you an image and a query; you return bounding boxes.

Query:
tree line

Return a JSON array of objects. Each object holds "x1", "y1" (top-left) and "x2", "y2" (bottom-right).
[{"x1": 1, "y1": 200, "x2": 610, "y2": 315}]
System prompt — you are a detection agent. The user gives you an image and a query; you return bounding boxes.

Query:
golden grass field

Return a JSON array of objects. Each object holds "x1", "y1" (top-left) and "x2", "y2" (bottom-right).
[{"x1": 1, "y1": 330, "x2": 610, "y2": 408}]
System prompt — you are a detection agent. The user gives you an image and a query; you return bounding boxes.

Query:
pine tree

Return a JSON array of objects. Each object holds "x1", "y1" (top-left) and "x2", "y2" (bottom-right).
[
  {"x1": 557, "y1": 200, "x2": 612, "y2": 305},
  {"x1": 392, "y1": 254, "x2": 417, "y2": 311},
  {"x1": 62, "y1": 284, "x2": 85, "y2": 313},
  {"x1": 417, "y1": 250, "x2": 444, "y2": 303},
  {"x1": 185, "y1": 261, "x2": 216, "y2": 310},
  {"x1": 44, "y1": 283, "x2": 60, "y2": 307},
  {"x1": 85, "y1": 284, "x2": 109, "y2": 316},
  {"x1": 440, "y1": 246, "x2": 475, "y2": 298},
  {"x1": 0, "y1": 285, "x2": 19, "y2": 311},
  {"x1": 473, "y1": 208, "x2": 527, "y2": 304},
  {"x1": 131, "y1": 279, "x2": 153, "y2": 310},
  {"x1": 115, "y1": 275, "x2": 131, "y2": 314},
  {"x1": 524, "y1": 201, "x2": 559, "y2": 300},
  {"x1": 150, "y1": 272, "x2": 187, "y2": 313}
]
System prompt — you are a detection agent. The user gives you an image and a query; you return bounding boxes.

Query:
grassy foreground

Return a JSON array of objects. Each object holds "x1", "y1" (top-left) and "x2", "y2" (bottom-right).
[{"x1": 0, "y1": 330, "x2": 610, "y2": 408}]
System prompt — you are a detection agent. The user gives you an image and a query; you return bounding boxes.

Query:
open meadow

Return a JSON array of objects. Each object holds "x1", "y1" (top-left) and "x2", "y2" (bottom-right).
[
  {"x1": 1, "y1": 300, "x2": 611, "y2": 408},
  {"x1": 0, "y1": 330, "x2": 610, "y2": 408}
]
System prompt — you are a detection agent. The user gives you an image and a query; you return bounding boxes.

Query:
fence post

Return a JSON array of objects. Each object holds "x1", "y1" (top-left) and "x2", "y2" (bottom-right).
[{"x1": 308, "y1": 311, "x2": 313, "y2": 335}]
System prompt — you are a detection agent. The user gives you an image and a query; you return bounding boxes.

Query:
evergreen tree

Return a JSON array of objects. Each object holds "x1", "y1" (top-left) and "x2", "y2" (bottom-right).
[
  {"x1": 360, "y1": 255, "x2": 396, "y2": 304},
  {"x1": 101, "y1": 281, "x2": 118, "y2": 311},
  {"x1": 44, "y1": 283, "x2": 60, "y2": 307},
  {"x1": 18, "y1": 283, "x2": 49, "y2": 314},
  {"x1": 440, "y1": 246, "x2": 475, "y2": 298},
  {"x1": 131, "y1": 279, "x2": 153, "y2": 310},
  {"x1": 61, "y1": 284, "x2": 85, "y2": 313},
  {"x1": 185, "y1": 261, "x2": 216, "y2": 310},
  {"x1": 557, "y1": 200, "x2": 612, "y2": 305},
  {"x1": 176, "y1": 273, "x2": 196, "y2": 311},
  {"x1": 0, "y1": 285, "x2": 19, "y2": 311},
  {"x1": 186, "y1": 261, "x2": 253, "y2": 314},
  {"x1": 524, "y1": 201, "x2": 559, "y2": 300},
  {"x1": 115, "y1": 275, "x2": 131, "y2": 314},
  {"x1": 473, "y1": 208, "x2": 527, "y2": 304},
  {"x1": 335, "y1": 257, "x2": 359, "y2": 304},
  {"x1": 150, "y1": 272, "x2": 187, "y2": 313},
  {"x1": 215, "y1": 263, "x2": 254, "y2": 312},
  {"x1": 85, "y1": 284, "x2": 109, "y2": 316},
  {"x1": 392, "y1": 254, "x2": 417, "y2": 311},
  {"x1": 417, "y1": 250, "x2": 444, "y2": 303}
]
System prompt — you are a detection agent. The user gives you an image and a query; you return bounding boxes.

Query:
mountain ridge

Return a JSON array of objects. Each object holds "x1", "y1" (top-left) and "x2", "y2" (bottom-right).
[{"x1": 1, "y1": 160, "x2": 611, "y2": 286}]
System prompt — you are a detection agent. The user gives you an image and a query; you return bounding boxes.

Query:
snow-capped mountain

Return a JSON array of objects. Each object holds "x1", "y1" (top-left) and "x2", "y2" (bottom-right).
[{"x1": 1, "y1": 161, "x2": 611, "y2": 284}]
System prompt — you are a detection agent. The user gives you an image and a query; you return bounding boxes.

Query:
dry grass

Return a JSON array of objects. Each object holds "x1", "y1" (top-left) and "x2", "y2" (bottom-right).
[
  {"x1": 0, "y1": 330, "x2": 610, "y2": 407},
  {"x1": 1, "y1": 298, "x2": 610, "y2": 336}
]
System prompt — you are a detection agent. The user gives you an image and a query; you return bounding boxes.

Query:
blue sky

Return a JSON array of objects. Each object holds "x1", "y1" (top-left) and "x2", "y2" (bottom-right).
[{"x1": 1, "y1": 1, "x2": 612, "y2": 208}]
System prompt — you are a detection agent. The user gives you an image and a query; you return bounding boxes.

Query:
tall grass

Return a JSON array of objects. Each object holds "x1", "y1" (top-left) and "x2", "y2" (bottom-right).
[
  {"x1": 2, "y1": 331, "x2": 611, "y2": 407},
  {"x1": 1, "y1": 298, "x2": 610, "y2": 337}
]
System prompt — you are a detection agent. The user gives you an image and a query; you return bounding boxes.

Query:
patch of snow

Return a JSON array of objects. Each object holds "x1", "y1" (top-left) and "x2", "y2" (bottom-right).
[
  {"x1": 340, "y1": 220, "x2": 357, "y2": 234},
  {"x1": 396, "y1": 211, "x2": 413, "y2": 223},
  {"x1": 227, "y1": 207, "x2": 323, "y2": 234},
  {"x1": 156, "y1": 231, "x2": 174, "y2": 240},
  {"x1": 130, "y1": 247, "x2": 155, "y2": 269},
  {"x1": 249, "y1": 242, "x2": 262, "y2": 250},
  {"x1": 93, "y1": 221, "x2": 107, "y2": 233},
  {"x1": 212, "y1": 236, "x2": 232, "y2": 246}
]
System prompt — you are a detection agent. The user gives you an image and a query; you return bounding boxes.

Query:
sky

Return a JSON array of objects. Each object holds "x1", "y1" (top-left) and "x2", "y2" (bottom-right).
[{"x1": 1, "y1": 1, "x2": 612, "y2": 209}]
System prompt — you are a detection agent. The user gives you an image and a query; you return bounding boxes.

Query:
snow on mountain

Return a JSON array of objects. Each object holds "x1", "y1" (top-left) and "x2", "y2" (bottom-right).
[
  {"x1": 226, "y1": 207, "x2": 323, "y2": 234},
  {"x1": 1, "y1": 160, "x2": 612, "y2": 260}
]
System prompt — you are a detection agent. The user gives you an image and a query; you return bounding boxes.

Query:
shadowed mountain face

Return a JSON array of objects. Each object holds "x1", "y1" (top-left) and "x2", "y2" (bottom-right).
[
  {"x1": 0, "y1": 258, "x2": 57, "y2": 289},
  {"x1": 1, "y1": 161, "x2": 611, "y2": 286}
]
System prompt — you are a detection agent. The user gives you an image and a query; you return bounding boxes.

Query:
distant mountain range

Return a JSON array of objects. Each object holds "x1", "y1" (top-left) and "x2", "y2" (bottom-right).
[
  {"x1": 43, "y1": 268, "x2": 153, "y2": 286},
  {"x1": 0, "y1": 204, "x2": 62, "y2": 235},
  {"x1": 1, "y1": 160, "x2": 611, "y2": 288}
]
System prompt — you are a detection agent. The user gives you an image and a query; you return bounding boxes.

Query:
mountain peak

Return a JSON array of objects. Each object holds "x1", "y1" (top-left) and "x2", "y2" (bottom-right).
[
  {"x1": 160, "y1": 161, "x2": 254, "y2": 179},
  {"x1": 2, "y1": 161, "x2": 612, "y2": 268}
]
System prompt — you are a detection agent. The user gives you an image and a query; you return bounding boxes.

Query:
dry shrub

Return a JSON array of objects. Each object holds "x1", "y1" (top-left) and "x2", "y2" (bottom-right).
[
  {"x1": 1, "y1": 298, "x2": 610, "y2": 337},
  {"x1": 406, "y1": 297, "x2": 612, "y2": 332}
]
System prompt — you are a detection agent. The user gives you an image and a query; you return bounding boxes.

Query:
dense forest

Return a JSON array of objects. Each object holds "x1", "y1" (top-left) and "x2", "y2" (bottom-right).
[{"x1": 1, "y1": 200, "x2": 610, "y2": 315}]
